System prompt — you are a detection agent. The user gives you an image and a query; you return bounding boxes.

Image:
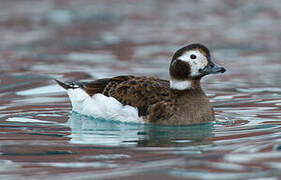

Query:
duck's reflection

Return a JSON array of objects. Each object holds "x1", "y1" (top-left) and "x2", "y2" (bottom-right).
[{"x1": 67, "y1": 112, "x2": 214, "y2": 147}]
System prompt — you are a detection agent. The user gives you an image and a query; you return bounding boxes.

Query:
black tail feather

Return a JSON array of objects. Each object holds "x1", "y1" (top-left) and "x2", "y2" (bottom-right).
[{"x1": 55, "y1": 79, "x2": 80, "y2": 90}]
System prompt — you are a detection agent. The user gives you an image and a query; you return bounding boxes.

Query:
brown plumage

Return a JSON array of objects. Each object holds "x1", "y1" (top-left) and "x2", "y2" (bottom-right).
[{"x1": 56, "y1": 43, "x2": 226, "y2": 125}]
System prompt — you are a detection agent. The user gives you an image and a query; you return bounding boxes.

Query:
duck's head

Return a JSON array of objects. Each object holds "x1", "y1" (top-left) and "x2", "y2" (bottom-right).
[{"x1": 169, "y1": 43, "x2": 226, "y2": 90}]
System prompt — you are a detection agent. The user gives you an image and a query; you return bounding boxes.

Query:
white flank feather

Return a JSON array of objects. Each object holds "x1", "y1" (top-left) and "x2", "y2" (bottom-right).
[{"x1": 67, "y1": 88, "x2": 142, "y2": 123}]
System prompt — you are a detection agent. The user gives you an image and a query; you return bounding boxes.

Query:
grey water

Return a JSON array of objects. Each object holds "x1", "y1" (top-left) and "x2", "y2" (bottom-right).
[{"x1": 1, "y1": 0, "x2": 281, "y2": 179}]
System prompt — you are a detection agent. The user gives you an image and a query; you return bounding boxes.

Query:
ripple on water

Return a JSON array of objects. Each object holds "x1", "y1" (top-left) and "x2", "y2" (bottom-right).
[
  {"x1": 67, "y1": 113, "x2": 215, "y2": 147},
  {"x1": 1, "y1": 0, "x2": 281, "y2": 179},
  {"x1": 1, "y1": 60, "x2": 281, "y2": 180}
]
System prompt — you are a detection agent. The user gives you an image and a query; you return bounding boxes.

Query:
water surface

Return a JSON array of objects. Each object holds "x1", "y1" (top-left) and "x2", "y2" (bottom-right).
[{"x1": 1, "y1": 0, "x2": 281, "y2": 179}]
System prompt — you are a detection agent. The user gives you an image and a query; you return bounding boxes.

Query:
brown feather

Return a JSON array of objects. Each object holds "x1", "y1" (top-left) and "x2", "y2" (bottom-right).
[
  {"x1": 56, "y1": 76, "x2": 214, "y2": 125},
  {"x1": 143, "y1": 89, "x2": 214, "y2": 125},
  {"x1": 79, "y1": 78, "x2": 111, "y2": 96},
  {"x1": 55, "y1": 43, "x2": 224, "y2": 125},
  {"x1": 103, "y1": 76, "x2": 170, "y2": 116}
]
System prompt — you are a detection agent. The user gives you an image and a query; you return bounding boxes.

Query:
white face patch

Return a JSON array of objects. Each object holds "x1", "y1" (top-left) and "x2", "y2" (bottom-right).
[
  {"x1": 170, "y1": 79, "x2": 192, "y2": 90},
  {"x1": 178, "y1": 50, "x2": 208, "y2": 77}
]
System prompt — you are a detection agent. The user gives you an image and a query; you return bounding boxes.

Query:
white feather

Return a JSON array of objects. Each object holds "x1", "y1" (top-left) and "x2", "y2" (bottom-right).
[
  {"x1": 170, "y1": 79, "x2": 192, "y2": 90},
  {"x1": 178, "y1": 49, "x2": 208, "y2": 77},
  {"x1": 67, "y1": 88, "x2": 142, "y2": 123}
]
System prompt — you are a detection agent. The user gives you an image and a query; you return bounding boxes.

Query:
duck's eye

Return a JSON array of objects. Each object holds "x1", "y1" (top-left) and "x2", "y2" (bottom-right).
[{"x1": 190, "y1": 54, "x2": 196, "y2": 59}]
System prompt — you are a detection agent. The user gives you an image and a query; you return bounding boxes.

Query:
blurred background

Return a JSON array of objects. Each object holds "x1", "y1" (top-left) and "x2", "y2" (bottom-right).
[
  {"x1": 1, "y1": 0, "x2": 281, "y2": 179},
  {"x1": 1, "y1": 0, "x2": 281, "y2": 82}
]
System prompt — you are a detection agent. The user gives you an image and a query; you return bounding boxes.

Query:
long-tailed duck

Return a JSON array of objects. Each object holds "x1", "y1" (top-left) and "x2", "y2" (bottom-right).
[{"x1": 56, "y1": 43, "x2": 226, "y2": 125}]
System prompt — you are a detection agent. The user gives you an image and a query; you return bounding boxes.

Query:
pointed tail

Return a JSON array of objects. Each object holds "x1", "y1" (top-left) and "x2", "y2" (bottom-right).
[{"x1": 55, "y1": 79, "x2": 80, "y2": 90}]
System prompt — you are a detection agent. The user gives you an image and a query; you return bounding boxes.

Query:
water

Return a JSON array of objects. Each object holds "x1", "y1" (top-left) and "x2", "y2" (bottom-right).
[{"x1": 1, "y1": 0, "x2": 281, "y2": 179}]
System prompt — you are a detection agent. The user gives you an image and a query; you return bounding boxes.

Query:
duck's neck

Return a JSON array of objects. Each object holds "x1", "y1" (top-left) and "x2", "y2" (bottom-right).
[{"x1": 170, "y1": 79, "x2": 201, "y2": 91}]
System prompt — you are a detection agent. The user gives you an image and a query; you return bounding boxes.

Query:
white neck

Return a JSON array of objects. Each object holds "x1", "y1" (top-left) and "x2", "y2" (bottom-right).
[{"x1": 170, "y1": 79, "x2": 192, "y2": 90}]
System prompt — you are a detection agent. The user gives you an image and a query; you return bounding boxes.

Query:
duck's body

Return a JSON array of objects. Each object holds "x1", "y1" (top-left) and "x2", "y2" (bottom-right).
[{"x1": 56, "y1": 43, "x2": 225, "y2": 125}]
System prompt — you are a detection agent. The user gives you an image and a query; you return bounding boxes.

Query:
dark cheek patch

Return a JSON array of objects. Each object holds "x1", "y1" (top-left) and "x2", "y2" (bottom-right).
[{"x1": 169, "y1": 59, "x2": 190, "y2": 80}]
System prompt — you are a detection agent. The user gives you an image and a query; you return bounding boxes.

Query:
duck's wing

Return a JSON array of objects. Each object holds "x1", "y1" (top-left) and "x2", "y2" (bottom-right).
[
  {"x1": 103, "y1": 76, "x2": 170, "y2": 116},
  {"x1": 56, "y1": 76, "x2": 171, "y2": 116},
  {"x1": 55, "y1": 76, "x2": 134, "y2": 96}
]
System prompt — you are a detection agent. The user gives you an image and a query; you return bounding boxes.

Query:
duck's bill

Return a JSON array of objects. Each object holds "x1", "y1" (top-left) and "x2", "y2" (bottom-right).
[{"x1": 199, "y1": 61, "x2": 226, "y2": 75}]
